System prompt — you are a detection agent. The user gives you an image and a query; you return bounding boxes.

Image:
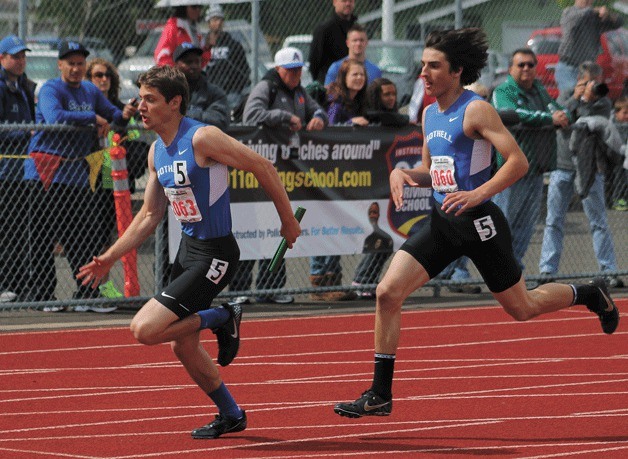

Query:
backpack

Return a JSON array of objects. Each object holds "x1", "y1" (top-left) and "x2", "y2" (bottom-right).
[{"x1": 231, "y1": 80, "x2": 278, "y2": 123}]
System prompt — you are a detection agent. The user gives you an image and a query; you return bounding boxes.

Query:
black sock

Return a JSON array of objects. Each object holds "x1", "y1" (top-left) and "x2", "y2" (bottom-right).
[
  {"x1": 572, "y1": 284, "x2": 599, "y2": 310},
  {"x1": 371, "y1": 353, "x2": 395, "y2": 400}
]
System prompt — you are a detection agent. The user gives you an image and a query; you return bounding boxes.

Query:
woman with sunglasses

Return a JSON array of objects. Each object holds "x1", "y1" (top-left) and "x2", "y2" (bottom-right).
[
  {"x1": 154, "y1": 5, "x2": 211, "y2": 67},
  {"x1": 79, "y1": 59, "x2": 148, "y2": 312}
]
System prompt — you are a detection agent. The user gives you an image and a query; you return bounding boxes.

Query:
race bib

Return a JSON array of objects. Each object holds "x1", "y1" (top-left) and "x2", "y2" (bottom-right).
[
  {"x1": 430, "y1": 156, "x2": 458, "y2": 193},
  {"x1": 164, "y1": 187, "x2": 202, "y2": 223}
]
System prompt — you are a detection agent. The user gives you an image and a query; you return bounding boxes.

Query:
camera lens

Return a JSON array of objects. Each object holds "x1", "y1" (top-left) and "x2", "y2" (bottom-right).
[{"x1": 592, "y1": 82, "x2": 609, "y2": 97}]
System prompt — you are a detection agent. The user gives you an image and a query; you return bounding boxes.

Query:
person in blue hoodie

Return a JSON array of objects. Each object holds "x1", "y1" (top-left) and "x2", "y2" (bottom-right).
[
  {"x1": 24, "y1": 40, "x2": 137, "y2": 308},
  {"x1": 0, "y1": 35, "x2": 35, "y2": 303}
]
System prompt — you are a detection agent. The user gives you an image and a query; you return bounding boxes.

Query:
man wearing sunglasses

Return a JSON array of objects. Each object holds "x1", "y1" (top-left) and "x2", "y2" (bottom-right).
[{"x1": 491, "y1": 48, "x2": 570, "y2": 272}]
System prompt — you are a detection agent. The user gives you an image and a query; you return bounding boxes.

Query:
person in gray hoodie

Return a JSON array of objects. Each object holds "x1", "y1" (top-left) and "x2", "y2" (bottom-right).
[{"x1": 234, "y1": 47, "x2": 327, "y2": 304}]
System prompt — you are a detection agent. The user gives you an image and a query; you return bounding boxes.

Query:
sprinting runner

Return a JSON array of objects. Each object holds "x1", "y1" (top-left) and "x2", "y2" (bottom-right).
[
  {"x1": 334, "y1": 28, "x2": 619, "y2": 419},
  {"x1": 78, "y1": 65, "x2": 301, "y2": 438}
]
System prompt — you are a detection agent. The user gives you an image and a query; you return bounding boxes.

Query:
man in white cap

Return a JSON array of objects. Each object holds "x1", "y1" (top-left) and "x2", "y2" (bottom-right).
[
  {"x1": 232, "y1": 47, "x2": 327, "y2": 305},
  {"x1": 204, "y1": 3, "x2": 250, "y2": 98}
]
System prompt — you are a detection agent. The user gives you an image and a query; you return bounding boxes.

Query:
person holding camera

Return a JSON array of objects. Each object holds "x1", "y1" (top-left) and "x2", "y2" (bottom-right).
[
  {"x1": 491, "y1": 48, "x2": 570, "y2": 271},
  {"x1": 539, "y1": 61, "x2": 623, "y2": 288}
]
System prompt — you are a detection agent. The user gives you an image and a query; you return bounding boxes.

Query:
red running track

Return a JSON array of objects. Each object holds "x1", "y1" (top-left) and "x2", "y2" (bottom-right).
[{"x1": 1, "y1": 301, "x2": 627, "y2": 458}]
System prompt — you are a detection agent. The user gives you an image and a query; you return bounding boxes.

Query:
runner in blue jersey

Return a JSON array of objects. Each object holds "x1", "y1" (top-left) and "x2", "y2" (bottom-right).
[
  {"x1": 77, "y1": 66, "x2": 301, "y2": 438},
  {"x1": 335, "y1": 28, "x2": 619, "y2": 419}
]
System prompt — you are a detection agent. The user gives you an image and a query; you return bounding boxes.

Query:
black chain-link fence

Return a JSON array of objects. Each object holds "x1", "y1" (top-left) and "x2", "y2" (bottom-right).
[{"x1": 1, "y1": 1, "x2": 626, "y2": 310}]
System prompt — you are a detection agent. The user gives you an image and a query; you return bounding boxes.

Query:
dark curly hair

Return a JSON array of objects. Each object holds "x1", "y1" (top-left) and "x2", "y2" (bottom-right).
[
  {"x1": 366, "y1": 78, "x2": 397, "y2": 112},
  {"x1": 425, "y1": 28, "x2": 488, "y2": 86}
]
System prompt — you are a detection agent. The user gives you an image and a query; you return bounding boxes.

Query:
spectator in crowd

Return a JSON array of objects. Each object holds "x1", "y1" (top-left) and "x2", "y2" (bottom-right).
[
  {"x1": 24, "y1": 41, "x2": 137, "y2": 310},
  {"x1": 154, "y1": 4, "x2": 211, "y2": 68},
  {"x1": 0, "y1": 35, "x2": 35, "y2": 303},
  {"x1": 326, "y1": 58, "x2": 369, "y2": 125},
  {"x1": 491, "y1": 48, "x2": 570, "y2": 271},
  {"x1": 173, "y1": 43, "x2": 230, "y2": 130},
  {"x1": 366, "y1": 77, "x2": 397, "y2": 112},
  {"x1": 237, "y1": 47, "x2": 327, "y2": 304},
  {"x1": 204, "y1": 4, "x2": 250, "y2": 105},
  {"x1": 351, "y1": 202, "x2": 393, "y2": 298},
  {"x1": 324, "y1": 24, "x2": 381, "y2": 87},
  {"x1": 555, "y1": 0, "x2": 623, "y2": 96},
  {"x1": 308, "y1": 58, "x2": 368, "y2": 302},
  {"x1": 78, "y1": 57, "x2": 149, "y2": 312},
  {"x1": 539, "y1": 61, "x2": 623, "y2": 288},
  {"x1": 611, "y1": 96, "x2": 628, "y2": 211},
  {"x1": 309, "y1": 0, "x2": 357, "y2": 84}
]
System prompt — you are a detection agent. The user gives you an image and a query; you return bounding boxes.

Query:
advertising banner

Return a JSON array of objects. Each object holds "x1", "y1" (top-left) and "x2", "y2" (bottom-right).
[{"x1": 169, "y1": 125, "x2": 431, "y2": 262}]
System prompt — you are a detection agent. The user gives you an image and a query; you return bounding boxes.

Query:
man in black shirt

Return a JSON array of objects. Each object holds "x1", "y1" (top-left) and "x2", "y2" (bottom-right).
[{"x1": 309, "y1": 0, "x2": 357, "y2": 84}]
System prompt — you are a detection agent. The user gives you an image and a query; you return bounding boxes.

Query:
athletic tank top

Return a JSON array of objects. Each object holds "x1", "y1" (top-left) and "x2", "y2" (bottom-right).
[
  {"x1": 154, "y1": 117, "x2": 232, "y2": 239},
  {"x1": 424, "y1": 90, "x2": 492, "y2": 205}
]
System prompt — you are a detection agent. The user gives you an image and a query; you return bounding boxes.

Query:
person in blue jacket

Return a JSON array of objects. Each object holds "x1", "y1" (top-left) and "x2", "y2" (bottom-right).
[
  {"x1": 24, "y1": 40, "x2": 137, "y2": 308},
  {"x1": 0, "y1": 35, "x2": 35, "y2": 303}
]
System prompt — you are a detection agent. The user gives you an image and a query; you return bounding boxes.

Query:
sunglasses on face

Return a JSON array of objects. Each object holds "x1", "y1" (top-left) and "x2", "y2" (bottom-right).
[
  {"x1": 516, "y1": 62, "x2": 536, "y2": 69},
  {"x1": 92, "y1": 71, "x2": 112, "y2": 79}
]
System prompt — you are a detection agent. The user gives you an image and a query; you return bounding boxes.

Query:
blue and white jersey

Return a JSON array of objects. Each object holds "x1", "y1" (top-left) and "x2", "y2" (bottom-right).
[
  {"x1": 154, "y1": 117, "x2": 232, "y2": 240},
  {"x1": 424, "y1": 90, "x2": 492, "y2": 205}
]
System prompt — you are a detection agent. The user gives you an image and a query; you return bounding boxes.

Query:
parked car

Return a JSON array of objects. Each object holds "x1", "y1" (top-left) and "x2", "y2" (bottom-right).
[{"x1": 527, "y1": 26, "x2": 628, "y2": 100}]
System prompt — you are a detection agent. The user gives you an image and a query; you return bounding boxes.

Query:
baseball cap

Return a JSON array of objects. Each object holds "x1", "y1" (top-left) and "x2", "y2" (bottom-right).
[
  {"x1": 174, "y1": 42, "x2": 203, "y2": 62},
  {"x1": 58, "y1": 40, "x2": 90, "y2": 59},
  {"x1": 205, "y1": 4, "x2": 225, "y2": 20},
  {"x1": 274, "y1": 47, "x2": 304, "y2": 69},
  {"x1": 0, "y1": 35, "x2": 30, "y2": 55}
]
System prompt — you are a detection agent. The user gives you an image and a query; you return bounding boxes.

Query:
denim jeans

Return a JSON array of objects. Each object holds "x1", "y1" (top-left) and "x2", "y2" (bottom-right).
[
  {"x1": 493, "y1": 173, "x2": 544, "y2": 271},
  {"x1": 310, "y1": 255, "x2": 341, "y2": 276},
  {"x1": 353, "y1": 252, "x2": 392, "y2": 284},
  {"x1": 437, "y1": 257, "x2": 471, "y2": 280},
  {"x1": 554, "y1": 61, "x2": 578, "y2": 98},
  {"x1": 539, "y1": 169, "x2": 618, "y2": 274}
]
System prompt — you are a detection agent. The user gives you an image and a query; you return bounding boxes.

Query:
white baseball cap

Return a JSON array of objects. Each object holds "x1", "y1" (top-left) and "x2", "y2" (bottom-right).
[{"x1": 274, "y1": 47, "x2": 304, "y2": 69}]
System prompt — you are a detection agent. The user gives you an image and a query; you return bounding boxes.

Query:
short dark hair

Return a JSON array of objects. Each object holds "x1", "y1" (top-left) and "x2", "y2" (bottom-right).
[
  {"x1": 425, "y1": 28, "x2": 488, "y2": 86},
  {"x1": 138, "y1": 65, "x2": 189, "y2": 115},
  {"x1": 347, "y1": 23, "x2": 366, "y2": 36},
  {"x1": 509, "y1": 48, "x2": 537, "y2": 67}
]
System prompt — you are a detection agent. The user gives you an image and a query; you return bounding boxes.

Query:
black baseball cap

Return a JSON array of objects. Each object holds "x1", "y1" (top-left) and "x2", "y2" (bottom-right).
[
  {"x1": 58, "y1": 40, "x2": 90, "y2": 59},
  {"x1": 174, "y1": 42, "x2": 203, "y2": 62}
]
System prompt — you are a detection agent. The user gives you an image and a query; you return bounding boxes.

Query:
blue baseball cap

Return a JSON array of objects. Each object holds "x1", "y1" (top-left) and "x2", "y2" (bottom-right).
[{"x1": 0, "y1": 35, "x2": 30, "y2": 55}]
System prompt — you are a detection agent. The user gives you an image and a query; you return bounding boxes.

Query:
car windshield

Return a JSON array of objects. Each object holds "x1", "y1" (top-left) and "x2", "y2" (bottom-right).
[
  {"x1": 366, "y1": 43, "x2": 420, "y2": 75},
  {"x1": 26, "y1": 55, "x2": 58, "y2": 81}
]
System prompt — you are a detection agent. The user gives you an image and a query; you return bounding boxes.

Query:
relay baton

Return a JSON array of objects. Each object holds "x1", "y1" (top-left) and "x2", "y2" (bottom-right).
[{"x1": 268, "y1": 206, "x2": 306, "y2": 273}]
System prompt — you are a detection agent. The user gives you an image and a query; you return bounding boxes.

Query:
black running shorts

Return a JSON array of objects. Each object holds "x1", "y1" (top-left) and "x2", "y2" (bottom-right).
[
  {"x1": 155, "y1": 232, "x2": 240, "y2": 318},
  {"x1": 400, "y1": 200, "x2": 521, "y2": 293}
]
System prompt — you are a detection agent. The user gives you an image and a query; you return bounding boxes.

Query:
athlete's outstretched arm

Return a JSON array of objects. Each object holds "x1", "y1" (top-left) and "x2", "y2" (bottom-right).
[
  {"x1": 193, "y1": 126, "x2": 301, "y2": 247},
  {"x1": 442, "y1": 100, "x2": 529, "y2": 215},
  {"x1": 78, "y1": 143, "x2": 168, "y2": 288}
]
